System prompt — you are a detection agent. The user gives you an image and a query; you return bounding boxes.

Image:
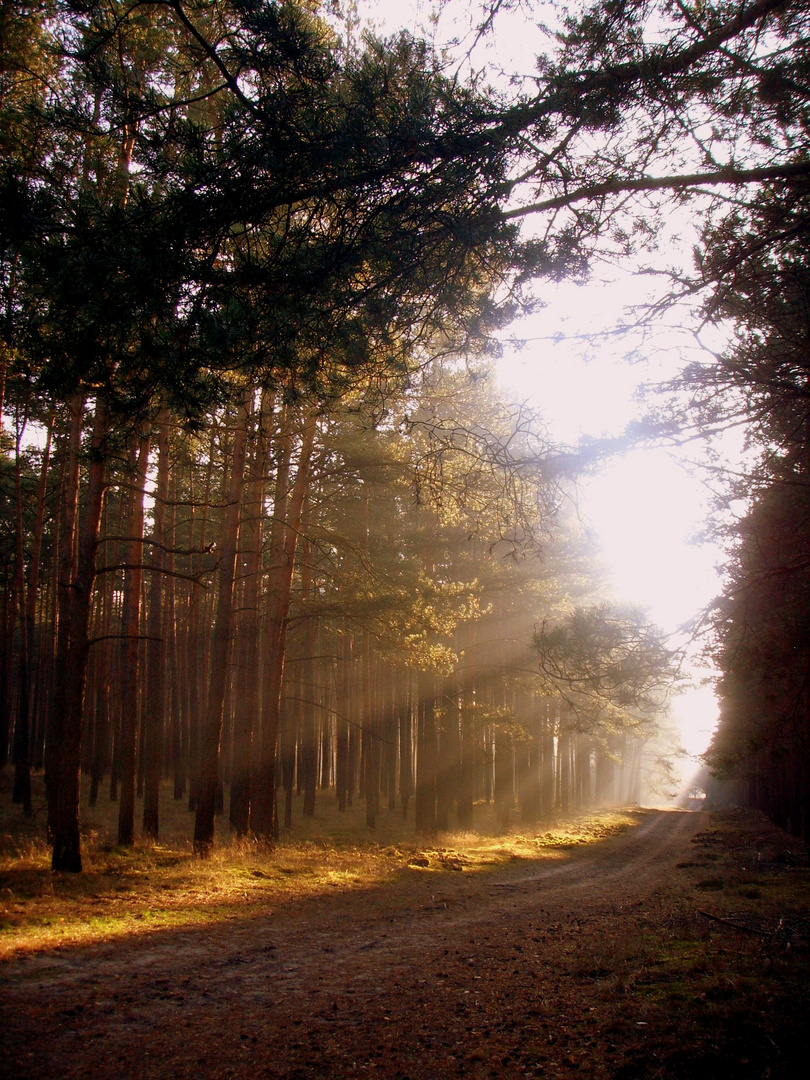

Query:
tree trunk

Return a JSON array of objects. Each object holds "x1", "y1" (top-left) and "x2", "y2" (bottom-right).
[
  {"x1": 194, "y1": 391, "x2": 251, "y2": 856},
  {"x1": 436, "y1": 674, "x2": 460, "y2": 831},
  {"x1": 143, "y1": 409, "x2": 170, "y2": 838},
  {"x1": 45, "y1": 392, "x2": 84, "y2": 839},
  {"x1": 11, "y1": 403, "x2": 50, "y2": 814},
  {"x1": 250, "y1": 409, "x2": 317, "y2": 841},
  {"x1": 187, "y1": 424, "x2": 217, "y2": 813},
  {"x1": 384, "y1": 664, "x2": 397, "y2": 813},
  {"x1": 299, "y1": 533, "x2": 318, "y2": 819},
  {"x1": 415, "y1": 670, "x2": 437, "y2": 836},
  {"x1": 494, "y1": 728, "x2": 513, "y2": 829},
  {"x1": 51, "y1": 397, "x2": 109, "y2": 872},
  {"x1": 399, "y1": 670, "x2": 414, "y2": 821},
  {"x1": 335, "y1": 625, "x2": 351, "y2": 812},
  {"x1": 229, "y1": 390, "x2": 271, "y2": 836},
  {"x1": 541, "y1": 699, "x2": 556, "y2": 819},
  {"x1": 362, "y1": 637, "x2": 380, "y2": 829},
  {"x1": 88, "y1": 552, "x2": 114, "y2": 806},
  {"x1": 117, "y1": 431, "x2": 151, "y2": 846}
]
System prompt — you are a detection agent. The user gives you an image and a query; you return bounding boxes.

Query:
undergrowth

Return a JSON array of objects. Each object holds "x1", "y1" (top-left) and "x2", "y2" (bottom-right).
[{"x1": 0, "y1": 768, "x2": 639, "y2": 956}]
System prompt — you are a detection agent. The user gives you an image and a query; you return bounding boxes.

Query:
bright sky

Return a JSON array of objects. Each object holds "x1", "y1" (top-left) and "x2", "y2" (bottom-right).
[
  {"x1": 363, "y1": 0, "x2": 724, "y2": 766},
  {"x1": 498, "y1": 287, "x2": 724, "y2": 764}
]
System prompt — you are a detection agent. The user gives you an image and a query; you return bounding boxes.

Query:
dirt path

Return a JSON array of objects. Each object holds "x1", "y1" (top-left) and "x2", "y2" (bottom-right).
[{"x1": 1, "y1": 810, "x2": 803, "y2": 1079}]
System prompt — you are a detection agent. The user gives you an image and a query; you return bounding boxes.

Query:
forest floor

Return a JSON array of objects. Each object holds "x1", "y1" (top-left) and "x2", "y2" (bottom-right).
[{"x1": 1, "y1": 779, "x2": 809, "y2": 1079}]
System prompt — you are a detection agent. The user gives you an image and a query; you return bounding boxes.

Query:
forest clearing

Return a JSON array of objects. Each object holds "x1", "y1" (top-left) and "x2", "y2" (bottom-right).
[{"x1": 2, "y1": 784, "x2": 809, "y2": 1080}]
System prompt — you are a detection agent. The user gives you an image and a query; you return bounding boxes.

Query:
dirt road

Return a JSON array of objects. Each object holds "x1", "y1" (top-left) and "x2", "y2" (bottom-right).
[{"x1": 1, "y1": 810, "x2": 804, "y2": 1079}]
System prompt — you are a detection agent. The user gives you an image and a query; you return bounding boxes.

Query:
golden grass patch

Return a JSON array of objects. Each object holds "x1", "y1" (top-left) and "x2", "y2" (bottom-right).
[{"x1": 1, "y1": 771, "x2": 646, "y2": 958}]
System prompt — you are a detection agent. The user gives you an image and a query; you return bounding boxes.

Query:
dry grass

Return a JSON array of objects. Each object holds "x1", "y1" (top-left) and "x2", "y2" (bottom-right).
[{"x1": 0, "y1": 769, "x2": 639, "y2": 958}]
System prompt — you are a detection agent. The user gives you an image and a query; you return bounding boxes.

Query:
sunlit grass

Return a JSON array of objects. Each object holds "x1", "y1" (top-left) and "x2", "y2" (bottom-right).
[{"x1": 0, "y1": 771, "x2": 644, "y2": 959}]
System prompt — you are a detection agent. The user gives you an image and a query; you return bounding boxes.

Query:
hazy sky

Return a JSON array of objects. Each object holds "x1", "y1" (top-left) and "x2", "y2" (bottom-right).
[
  {"x1": 497, "y1": 284, "x2": 724, "y2": 762},
  {"x1": 362, "y1": 0, "x2": 725, "y2": 762}
]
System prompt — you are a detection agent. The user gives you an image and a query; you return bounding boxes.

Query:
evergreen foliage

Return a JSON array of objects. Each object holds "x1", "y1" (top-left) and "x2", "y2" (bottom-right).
[{"x1": 2, "y1": 0, "x2": 807, "y2": 861}]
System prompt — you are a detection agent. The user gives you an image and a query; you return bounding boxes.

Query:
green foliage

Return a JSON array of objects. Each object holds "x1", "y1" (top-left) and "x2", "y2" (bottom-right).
[
  {"x1": 707, "y1": 483, "x2": 810, "y2": 785},
  {"x1": 534, "y1": 603, "x2": 679, "y2": 734}
]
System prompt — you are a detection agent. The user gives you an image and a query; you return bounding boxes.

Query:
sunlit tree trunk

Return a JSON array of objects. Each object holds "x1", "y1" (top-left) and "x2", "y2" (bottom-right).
[
  {"x1": 383, "y1": 664, "x2": 397, "y2": 813},
  {"x1": 280, "y1": 684, "x2": 297, "y2": 828},
  {"x1": 494, "y1": 727, "x2": 513, "y2": 829},
  {"x1": 362, "y1": 635, "x2": 380, "y2": 828},
  {"x1": 164, "y1": 474, "x2": 186, "y2": 802},
  {"x1": 558, "y1": 729, "x2": 571, "y2": 814},
  {"x1": 541, "y1": 699, "x2": 555, "y2": 819},
  {"x1": 437, "y1": 672, "x2": 461, "y2": 830},
  {"x1": 399, "y1": 670, "x2": 414, "y2": 821},
  {"x1": 107, "y1": 487, "x2": 128, "y2": 805},
  {"x1": 415, "y1": 670, "x2": 437, "y2": 835},
  {"x1": 457, "y1": 689, "x2": 474, "y2": 828},
  {"x1": 299, "y1": 532, "x2": 318, "y2": 819}
]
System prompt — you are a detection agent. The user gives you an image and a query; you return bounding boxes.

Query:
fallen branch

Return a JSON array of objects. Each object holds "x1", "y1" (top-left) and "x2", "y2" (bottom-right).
[{"x1": 698, "y1": 910, "x2": 771, "y2": 936}]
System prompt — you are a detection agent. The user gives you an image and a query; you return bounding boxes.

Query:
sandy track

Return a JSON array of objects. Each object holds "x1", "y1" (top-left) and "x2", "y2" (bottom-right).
[{"x1": 2, "y1": 810, "x2": 706, "y2": 1080}]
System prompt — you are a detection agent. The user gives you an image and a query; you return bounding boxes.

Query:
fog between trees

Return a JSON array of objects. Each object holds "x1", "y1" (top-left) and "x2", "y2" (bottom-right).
[{"x1": 1, "y1": 0, "x2": 808, "y2": 868}]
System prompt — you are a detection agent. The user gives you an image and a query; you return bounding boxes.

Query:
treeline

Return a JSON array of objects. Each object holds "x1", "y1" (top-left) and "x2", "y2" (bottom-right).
[
  {"x1": 0, "y1": 0, "x2": 548, "y2": 870},
  {"x1": 655, "y1": 19, "x2": 810, "y2": 838},
  {"x1": 0, "y1": 358, "x2": 665, "y2": 866},
  {"x1": 2, "y1": 0, "x2": 807, "y2": 863},
  {"x1": 697, "y1": 176, "x2": 810, "y2": 839},
  {"x1": 707, "y1": 485, "x2": 810, "y2": 838}
]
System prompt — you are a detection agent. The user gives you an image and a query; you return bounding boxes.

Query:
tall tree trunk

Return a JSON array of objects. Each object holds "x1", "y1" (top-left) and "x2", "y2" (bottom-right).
[
  {"x1": 362, "y1": 637, "x2": 380, "y2": 829},
  {"x1": 558, "y1": 729, "x2": 571, "y2": 814},
  {"x1": 335, "y1": 625, "x2": 351, "y2": 812},
  {"x1": 11, "y1": 407, "x2": 33, "y2": 814},
  {"x1": 415, "y1": 670, "x2": 437, "y2": 836},
  {"x1": 51, "y1": 397, "x2": 109, "y2": 872},
  {"x1": 457, "y1": 685, "x2": 474, "y2": 828},
  {"x1": 194, "y1": 391, "x2": 251, "y2": 856},
  {"x1": 117, "y1": 431, "x2": 151, "y2": 846},
  {"x1": 494, "y1": 728, "x2": 513, "y2": 829},
  {"x1": 436, "y1": 674, "x2": 460, "y2": 831},
  {"x1": 399, "y1": 670, "x2": 414, "y2": 821},
  {"x1": 383, "y1": 664, "x2": 397, "y2": 812},
  {"x1": 143, "y1": 409, "x2": 170, "y2": 838},
  {"x1": 519, "y1": 695, "x2": 542, "y2": 824},
  {"x1": 541, "y1": 699, "x2": 556, "y2": 819},
  {"x1": 10, "y1": 401, "x2": 53, "y2": 808},
  {"x1": 107, "y1": 487, "x2": 128, "y2": 804},
  {"x1": 251, "y1": 409, "x2": 317, "y2": 841},
  {"x1": 45, "y1": 392, "x2": 84, "y2": 839},
  {"x1": 187, "y1": 424, "x2": 217, "y2": 812},
  {"x1": 230, "y1": 390, "x2": 271, "y2": 836},
  {"x1": 296, "y1": 518, "x2": 318, "y2": 819},
  {"x1": 300, "y1": 624, "x2": 318, "y2": 819},
  {"x1": 0, "y1": 580, "x2": 13, "y2": 771},
  {"x1": 88, "y1": 523, "x2": 114, "y2": 807}
]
